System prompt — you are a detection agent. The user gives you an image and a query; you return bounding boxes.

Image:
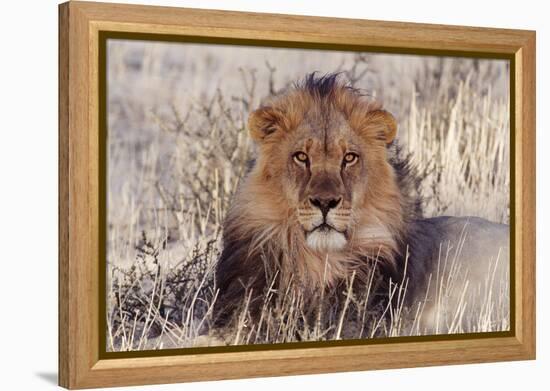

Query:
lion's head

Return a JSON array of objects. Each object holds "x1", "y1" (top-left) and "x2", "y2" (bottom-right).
[
  {"x1": 215, "y1": 73, "x2": 421, "y2": 322},
  {"x1": 248, "y1": 74, "x2": 403, "y2": 255}
]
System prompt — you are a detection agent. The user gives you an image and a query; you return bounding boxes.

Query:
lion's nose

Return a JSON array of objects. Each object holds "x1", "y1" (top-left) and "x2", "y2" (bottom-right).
[{"x1": 309, "y1": 196, "x2": 342, "y2": 218}]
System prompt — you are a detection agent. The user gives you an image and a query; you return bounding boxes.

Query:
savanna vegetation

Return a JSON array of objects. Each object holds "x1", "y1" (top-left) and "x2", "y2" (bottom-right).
[{"x1": 106, "y1": 41, "x2": 509, "y2": 351}]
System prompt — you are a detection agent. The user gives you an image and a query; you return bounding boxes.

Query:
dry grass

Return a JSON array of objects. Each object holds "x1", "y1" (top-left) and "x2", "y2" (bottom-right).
[{"x1": 106, "y1": 40, "x2": 510, "y2": 351}]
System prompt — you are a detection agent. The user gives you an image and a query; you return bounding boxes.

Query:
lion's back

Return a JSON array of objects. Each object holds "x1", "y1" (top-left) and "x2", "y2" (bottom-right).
[
  {"x1": 424, "y1": 216, "x2": 509, "y2": 278},
  {"x1": 412, "y1": 216, "x2": 510, "y2": 333}
]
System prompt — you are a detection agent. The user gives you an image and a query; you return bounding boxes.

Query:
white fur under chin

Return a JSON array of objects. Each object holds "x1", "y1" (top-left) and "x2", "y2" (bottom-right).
[{"x1": 306, "y1": 230, "x2": 347, "y2": 252}]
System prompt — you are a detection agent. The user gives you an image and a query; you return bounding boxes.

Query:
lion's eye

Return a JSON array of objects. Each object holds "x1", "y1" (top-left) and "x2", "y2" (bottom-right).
[
  {"x1": 343, "y1": 152, "x2": 359, "y2": 166},
  {"x1": 293, "y1": 151, "x2": 309, "y2": 164}
]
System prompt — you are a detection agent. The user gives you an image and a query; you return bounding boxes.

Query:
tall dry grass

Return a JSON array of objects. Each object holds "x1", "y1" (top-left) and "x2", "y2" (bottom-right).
[{"x1": 106, "y1": 41, "x2": 510, "y2": 351}]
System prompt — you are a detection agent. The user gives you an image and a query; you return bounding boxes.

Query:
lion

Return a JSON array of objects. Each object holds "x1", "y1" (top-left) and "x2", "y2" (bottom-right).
[{"x1": 214, "y1": 73, "x2": 509, "y2": 335}]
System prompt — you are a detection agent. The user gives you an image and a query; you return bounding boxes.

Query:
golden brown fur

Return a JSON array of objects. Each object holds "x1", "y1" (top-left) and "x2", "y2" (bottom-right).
[{"x1": 214, "y1": 73, "x2": 423, "y2": 324}]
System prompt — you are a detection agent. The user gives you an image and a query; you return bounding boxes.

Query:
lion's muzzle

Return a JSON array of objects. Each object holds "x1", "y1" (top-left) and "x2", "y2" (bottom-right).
[{"x1": 299, "y1": 195, "x2": 350, "y2": 252}]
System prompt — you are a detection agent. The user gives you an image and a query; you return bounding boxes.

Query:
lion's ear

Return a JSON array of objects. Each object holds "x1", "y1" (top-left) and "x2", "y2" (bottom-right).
[
  {"x1": 366, "y1": 109, "x2": 397, "y2": 144},
  {"x1": 248, "y1": 106, "x2": 284, "y2": 142}
]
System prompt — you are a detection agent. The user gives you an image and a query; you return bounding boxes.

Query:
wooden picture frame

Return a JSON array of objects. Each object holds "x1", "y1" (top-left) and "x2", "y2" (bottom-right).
[{"x1": 58, "y1": 1, "x2": 536, "y2": 389}]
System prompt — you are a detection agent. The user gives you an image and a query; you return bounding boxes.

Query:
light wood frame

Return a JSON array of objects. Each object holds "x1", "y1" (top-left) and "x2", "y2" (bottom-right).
[{"x1": 59, "y1": 1, "x2": 536, "y2": 389}]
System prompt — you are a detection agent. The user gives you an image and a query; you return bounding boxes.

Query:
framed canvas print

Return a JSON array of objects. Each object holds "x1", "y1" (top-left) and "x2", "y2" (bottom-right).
[{"x1": 58, "y1": 1, "x2": 536, "y2": 389}]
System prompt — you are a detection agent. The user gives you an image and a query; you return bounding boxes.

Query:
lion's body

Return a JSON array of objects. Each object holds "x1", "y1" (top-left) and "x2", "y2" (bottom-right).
[
  {"x1": 214, "y1": 74, "x2": 509, "y2": 332},
  {"x1": 409, "y1": 216, "x2": 509, "y2": 332}
]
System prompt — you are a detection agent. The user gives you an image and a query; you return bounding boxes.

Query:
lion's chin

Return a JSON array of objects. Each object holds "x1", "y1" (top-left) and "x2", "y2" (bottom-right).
[{"x1": 306, "y1": 229, "x2": 347, "y2": 252}]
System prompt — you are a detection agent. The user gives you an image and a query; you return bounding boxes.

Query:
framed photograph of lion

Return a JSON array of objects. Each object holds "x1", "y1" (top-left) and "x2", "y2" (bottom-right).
[{"x1": 58, "y1": 1, "x2": 536, "y2": 389}]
